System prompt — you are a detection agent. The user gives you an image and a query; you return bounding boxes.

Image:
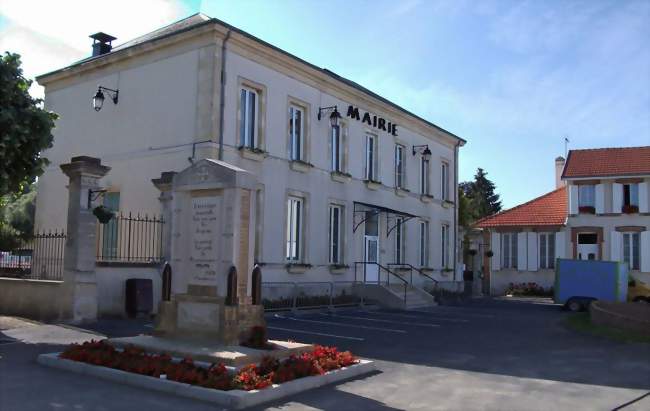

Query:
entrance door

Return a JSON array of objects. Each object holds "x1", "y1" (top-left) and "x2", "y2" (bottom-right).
[
  {"x1": 364, "y1": 236, "x2": 379, "y2": 282},
  {"x1": 577, "y1": 233, "x2": 599, "y2": 260}
]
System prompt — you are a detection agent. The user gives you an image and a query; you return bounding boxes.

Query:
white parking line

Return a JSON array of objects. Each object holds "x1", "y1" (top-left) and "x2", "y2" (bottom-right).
[
  {"x1": 360, "y1": 311, "x2": 469, "y2": 323},
  {"x1": 408, "y1": 309, "x2": 496, "y2": 319},
  {"x1": 273, "y1": 314, "x2": 407, "y2": 333},
  {"x1": 267, "y1": 326, "x2": 365, "y2": 341},
  {"x1": 322, "y1": 313, "x2": 440, "y2": 328}
]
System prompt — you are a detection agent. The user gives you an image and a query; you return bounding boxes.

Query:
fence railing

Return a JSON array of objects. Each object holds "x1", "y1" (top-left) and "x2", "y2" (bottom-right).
[
  {"x1": 0, "y1": 230, "x2": 66, "y2": 280},
  {"x1": 262, "y1": 281, "x2": 364, "y2": 312},
  {"x1": 96, "y1": 213, "x2": 164, "y2": 263}
]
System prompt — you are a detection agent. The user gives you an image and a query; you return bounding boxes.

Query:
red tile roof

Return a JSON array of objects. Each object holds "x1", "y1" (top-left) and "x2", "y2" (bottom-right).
[
  {"x1": 562, "y1": 146, "x2": 650, "y2": 178},
  {"x1": 474, "y1": 187, "x2": 567, "y2": 228}
]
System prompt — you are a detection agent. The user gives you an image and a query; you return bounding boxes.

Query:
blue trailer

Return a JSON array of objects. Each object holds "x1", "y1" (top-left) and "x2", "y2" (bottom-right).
[{"x1": 554, "y1": 259, "x2": 628, "y2": 312}]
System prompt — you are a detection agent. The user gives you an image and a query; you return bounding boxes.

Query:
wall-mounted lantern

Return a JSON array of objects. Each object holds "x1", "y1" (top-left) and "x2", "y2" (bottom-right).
[
  {"x1": 412, "y1": 144, "x2": 432, "y2": 161},
  {"x1": 92, "y1": 86, "x2": 119, "y2": 111},
  {"x1": 317, "y1": 105, "x2": 341, "y2": 128}
]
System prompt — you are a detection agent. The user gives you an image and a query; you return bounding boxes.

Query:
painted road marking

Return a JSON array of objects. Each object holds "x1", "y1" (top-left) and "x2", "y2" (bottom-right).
[
  {"x1": 273, "y1": 314, "x2": 407, "y2": 333},
  {"x1": 359, "y1": 311, "x2": 469, "y2": 323},
  {"x1": 267, "y1": 326, "x2": 365, "y2": 341},
  {"x1": 408, "y1": 309, "x2": 496, "y2": 319},
  {"x1": 322, "y1": 313, "x2": 440, "y2": 328}
]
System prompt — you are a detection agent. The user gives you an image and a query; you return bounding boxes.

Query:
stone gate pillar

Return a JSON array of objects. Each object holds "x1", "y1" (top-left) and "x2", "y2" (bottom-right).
[{"x1": 60, "y1": 156, "x2": 110, "y2": 323}]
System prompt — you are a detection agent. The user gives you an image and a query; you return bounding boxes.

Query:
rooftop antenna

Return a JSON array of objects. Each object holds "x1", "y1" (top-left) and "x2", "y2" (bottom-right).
[{"x1": 564, "y1": 136, "x2": 570, "y2": 157}]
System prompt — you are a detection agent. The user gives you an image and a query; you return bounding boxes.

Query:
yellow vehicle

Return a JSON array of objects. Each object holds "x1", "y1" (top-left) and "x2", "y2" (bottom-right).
[{"x1": 628, "y1": 276, "x2": 650, "y2": 303}]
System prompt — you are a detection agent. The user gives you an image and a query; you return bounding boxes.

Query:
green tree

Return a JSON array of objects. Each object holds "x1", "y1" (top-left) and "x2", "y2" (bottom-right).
[
  {"x1": 461, "y1": 168, "x2": 502, "y2": 221},
  {"x1": 0, "y1": 52, "x2": 57, "y2": 196},
  {"x1": 0, "y1": 184, "x2": 36, "y2": 250}
]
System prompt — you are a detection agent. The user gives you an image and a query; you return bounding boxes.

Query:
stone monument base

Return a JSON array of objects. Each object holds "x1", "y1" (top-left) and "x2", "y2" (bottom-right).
[{"x1": 107, "y1": 335, "x2": 313, "y2": 367}]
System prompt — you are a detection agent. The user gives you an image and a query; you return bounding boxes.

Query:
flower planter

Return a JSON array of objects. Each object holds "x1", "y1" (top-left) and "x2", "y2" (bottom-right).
[
  {"x1": 622, "y1": 205, "x2": 639, "y2": 214},
  {"x1": 578, "y1": 206, "x2": 595, "y2": 214},
  {"x1": 330, "y1": 172, "x2": 352, "y2": 183}
]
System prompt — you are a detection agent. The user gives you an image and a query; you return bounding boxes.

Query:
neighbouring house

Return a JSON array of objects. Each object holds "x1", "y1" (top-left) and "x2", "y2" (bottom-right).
[
  {"x1": 28, "y1": 13, "x2": 466, "y2": 314},
  {"x1": 473, "y1": 146, "x2": 650, "y2": 296}
]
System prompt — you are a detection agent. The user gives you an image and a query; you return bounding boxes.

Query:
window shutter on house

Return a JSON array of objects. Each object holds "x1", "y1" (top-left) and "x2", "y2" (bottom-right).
[
  {"x1": 569, "y1": 185, "x2": 578, "y2": 215},
  {"x1": 517, "y1": 232, "x2": 527, "y2": 271},
  {"x1": 610, "y1": 231, "x2": 622, "y2": 262},
  {"x1": 595, "y1": 184, "x2": 605, "y2": 214},
  {"x1": 612, "y1": 183, "x2": 623, "y2": 214},
  {"x1": 490, "y1": 231, "x2": 500, "y2": 271},
  {"x1": 526, "y1": 232, "x2": 538, "y2": 271},
  {"x1": 639, "y1": 182, "x2": 649, "y2": 213},
  {"x1": 555, "y1": 231, "x2": 566, "y2": 260},
  {"x1": 641, "y1": 231, "x2": 650, "y2": 273}
]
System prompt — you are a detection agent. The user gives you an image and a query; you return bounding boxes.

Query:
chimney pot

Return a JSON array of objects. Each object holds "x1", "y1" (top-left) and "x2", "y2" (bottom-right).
[
  {"x1": 555, "y1": 156, "x2": 566, "y2": 189},
  {"x1": 89, "y1": 32, "x2": 117, "y2": 57}
]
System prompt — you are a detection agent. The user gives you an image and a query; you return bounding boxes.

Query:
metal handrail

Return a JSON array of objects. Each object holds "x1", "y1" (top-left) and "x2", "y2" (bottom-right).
[{"x1": 354, "y1": 261, "x2": 408, "y2": 303}]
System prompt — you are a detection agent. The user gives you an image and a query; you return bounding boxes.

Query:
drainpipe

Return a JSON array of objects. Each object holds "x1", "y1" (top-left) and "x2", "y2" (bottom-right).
[
  {"x1": 453, "y1": 140, "x2": 460, "y2": 283},
  {"x1": 218, "y1": 29, "x2": 232, "y2": 161}
]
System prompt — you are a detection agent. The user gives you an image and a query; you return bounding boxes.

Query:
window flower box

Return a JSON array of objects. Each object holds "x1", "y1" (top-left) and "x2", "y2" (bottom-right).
[
  {"x1": 330, "y1": 171, "x2": 352, "y2": 183},
  {"x1": 622, "y1": 204, "x2": 639, "y2": 214},
  {"x1": 364, "y1": 179, "x2": 382, "y2": 190},
  {"x1": 238, "y1": 146, "x2": 266, "y2": 161},
  {"x1": 442, "y1": 200, "x2": 454, "y2": 209},
  {"x1": 395, "y1": 187, "x2": 410, "y2": 197},
  {"x1": 286, "y1": 263, "x2": 312, "y2": 274},
  {"x1": 420, "y1": 194, "x2": 434, "y2": 203},
  {"x1": 328, "y1": 264, "x2": 349, "y2": 274},
  {"x1": 578, "y1": 206, "x2": 595, "y2": 214},
  {"x1": 289, "y1": 160, "x2": 313, "y2": 173}
]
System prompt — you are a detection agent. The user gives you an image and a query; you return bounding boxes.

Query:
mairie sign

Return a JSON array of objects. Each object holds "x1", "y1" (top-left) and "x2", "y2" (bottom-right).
[{"x1": 346, "y1": 105, "x2": 398, "y2": 136}]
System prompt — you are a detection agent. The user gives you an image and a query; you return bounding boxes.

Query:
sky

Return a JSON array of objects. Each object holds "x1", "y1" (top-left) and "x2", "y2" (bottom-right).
[{"x1": 1, "y1": 0, "x2": 648, "y2": 208}]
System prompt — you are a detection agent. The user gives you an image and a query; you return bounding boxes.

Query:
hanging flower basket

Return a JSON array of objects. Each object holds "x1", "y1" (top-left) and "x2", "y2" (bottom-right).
[
  {"x1": 92, "y1": 205, "x2": 115, "y2": 224},
  {"x1": 468, "y1": 249, "x2": 477, "y2": 256},
  {"x1": 485, "y1": 250, "x2": 494, "y2": 258}
]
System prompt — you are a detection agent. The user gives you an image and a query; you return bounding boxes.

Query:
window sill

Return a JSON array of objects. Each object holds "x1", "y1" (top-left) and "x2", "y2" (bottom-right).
[
  {"x1": 395, "y1": 187, "x2": 410, "y2": 197},
  {"x1": 289, "y1": 160, "x2": 313, "y2": 173},
  {"x1": 420, "y1": 194, "x2": 434, "y2": 203},
  {"x1": 419, "y1": 267, "x2": 435, "y2": 273},
  {"x1": 364, "y1": 180, "x2": 382, "y2": 190},
  {"x1": 441, "y1": 269, "x2": 454, "y2": 276},
  {"x1": 329, "y1": 264, "x2": 349, "y2": 274},
  {"x1": 330, "y1": 171, "x2": 352, "y2": 183},
  {"x1": 238, "y1": 146, "x2": 266, "y2": 161},
  {"x1": 442, "y1": 200, "x2": 454, "y2": 209},
  {"x1": 286, "y1": 263, "x2": 312, "y2": 274}
]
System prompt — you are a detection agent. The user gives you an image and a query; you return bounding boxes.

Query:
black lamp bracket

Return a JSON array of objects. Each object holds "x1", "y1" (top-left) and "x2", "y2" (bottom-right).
[
  {"x1": 98, "y1": 86, "x2": 119, "y2": 104},
  {"x1": 412, "y1": 144, "x2": 430, "y2": 156},
  {"x1": 317, "y1": 105, "x2": 338, "y2": 121},
  {"x1": 88, "y1": 189, "x2": 107, "y2": 209}
]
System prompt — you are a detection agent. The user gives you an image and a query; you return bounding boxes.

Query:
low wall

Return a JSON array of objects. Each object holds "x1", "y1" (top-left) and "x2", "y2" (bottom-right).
[
  {"x1": 96, "y1": 264, "x2": 162, "y2": 317},
  {"x1": 590, "y1": 301, "x2": 650, "y2": 337},
  {"x1": 490, "y1": 269, "x2": 555, "y2": 296},
  {"x1": 0, "y1": 277, "x2": 70, "y2": 321}
]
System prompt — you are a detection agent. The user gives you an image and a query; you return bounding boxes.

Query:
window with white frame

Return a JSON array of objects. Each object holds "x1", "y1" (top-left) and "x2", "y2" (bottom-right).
[
  {"x1": 578, "y1": 185, "x2": 595, "y2": 208},
  {"x1": 394, "y1": 217, "x2": 405, "y2": 264},
  {"x1": 539, "y1": 233, "x2": 556, "y2": 269},
  {"x1": 286, "y1": 196, "x2": 303, "y2": 261},
  {"x1": 623, "y1": 232, "x2": 640, "y2": 270},
  {"x1": 419, "y1": 220, "x2": 429, "y2": 267},
  {"x1": 365, "y1": 133, "x2": 378, "y2": 181},
  {"x1": 421, "y1": 157, "x2": 430, "y2": 195},
  {"x1": 623, "y1": 184, "x2": 639, "y2": 208},
  {"x1": 328, "y1": 204, "x2": 343, "y2": 264},
  {"x1": 239, "y1": 87, "x2": 258, "y2": 149},
  {"x1": 441, "y1": 162, "x2": 449, "y2": 200},
  {"x1": 331, "y1": 125, "x2": 342, "y2": 172},
  {"x1": 289, "y1": 105, "x2": 304, "y2": 161},
  {"x1": 501, "y1": 233, "x2": 518, "y2": 268},
  {"x1": 395, "y1": 144, "x2": 405, "y2": 189},
  {"x1": 441, "y1": 224, "x2": 450, "y2": 268}
]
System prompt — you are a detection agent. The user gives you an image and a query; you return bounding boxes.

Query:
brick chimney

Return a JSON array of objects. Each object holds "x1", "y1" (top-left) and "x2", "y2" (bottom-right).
[
  {"x1": 555, "y1": 156, "x2": 566, "y2": 189},
  {"x1": 89, "y1": 32, "x2": 116, "y2": 56}
]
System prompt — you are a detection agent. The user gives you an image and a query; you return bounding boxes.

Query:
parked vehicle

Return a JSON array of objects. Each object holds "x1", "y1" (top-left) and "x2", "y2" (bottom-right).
[
  {"x1": 628, "y1": 276, "x2": 650, "y2": 303},
  {"x1": 554, "y1": 259, "x2": 628, "y2": 312}
]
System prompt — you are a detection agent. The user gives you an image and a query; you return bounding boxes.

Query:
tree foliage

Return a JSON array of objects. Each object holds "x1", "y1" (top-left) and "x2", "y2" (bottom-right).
[
  {"x1": 460, "y1": 168, "x2": 502, "y2": 223},
  {"x1": 0, "y1": 184, "x2": 36, "y2": 250},
  {"x1": 0, "y1": 52, "x2": 57, "y2": 196}
]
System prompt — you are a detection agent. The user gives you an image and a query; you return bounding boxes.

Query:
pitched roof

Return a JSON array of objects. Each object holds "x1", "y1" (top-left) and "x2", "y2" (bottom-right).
[
  {"x1": 562, "y1": 146, "x2": 650, "y2": 178},
  {"x1": 474, "y1": 187, "x2": 567, "y2": 228},
  {"x1": 36, "y1": 13, "x2": 466, "y2": 145}
]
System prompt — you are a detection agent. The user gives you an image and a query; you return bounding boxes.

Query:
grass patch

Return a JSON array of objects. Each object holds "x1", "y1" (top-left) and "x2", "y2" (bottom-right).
[{"x1": 565, "y1": 312, "x2": 650, "y2": 344}]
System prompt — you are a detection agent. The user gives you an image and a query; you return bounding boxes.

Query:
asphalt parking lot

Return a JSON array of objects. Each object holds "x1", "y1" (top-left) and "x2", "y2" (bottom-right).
[{"x1": 1, "y1": 298, "x2": 649, "y2": 411}]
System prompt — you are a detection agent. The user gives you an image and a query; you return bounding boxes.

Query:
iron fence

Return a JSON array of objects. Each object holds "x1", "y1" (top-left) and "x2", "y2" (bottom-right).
[
  {"x1": 96, "y1": 213, "x2": 164, "y2": 263},
  {"x1": 0, "y1": 230, "x2": 66, "y2": 280},
  {"x1": 262, "y1": 281, "x2": 364, "y2": 311}
]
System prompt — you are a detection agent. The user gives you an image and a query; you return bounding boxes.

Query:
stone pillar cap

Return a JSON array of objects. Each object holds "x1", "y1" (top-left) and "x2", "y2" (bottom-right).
[
  {"x1": 152, "y1": 171, "x2": 178, "y2": 191},
  {"x1": 60, "y1": 156, "x2": 111, "y2": 178}
]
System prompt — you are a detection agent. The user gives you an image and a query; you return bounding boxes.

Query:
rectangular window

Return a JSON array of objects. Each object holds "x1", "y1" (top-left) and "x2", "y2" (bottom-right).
[
  {"x1": 539, "y1": 233, "x2": 556, "y2": 269},
  {"x1": 239, "y1": 88, "x2": 258, "y2": 148},
  {"x1": 286, "y1": 196, "x2": 303, "y2": 261},
  {"x1": 329, "y1": 205, "x2": 342, "y2": 264},
  {"x1": 395, "y1": 144, "x2": 405, "y2": 189},
  {"x1": 578, "y1": 185, "x2": 595, "y2": 207},
  {"x1": 289, "y1": 105, "x2": 303, "y2": 161},
  {"x1": 421, "y1": 158, "x2": 430, "y2": 195},
  {"x1": 419, "y1": 220, "x2": 429, "y2": 267},
  {"x1": 394, "y1": 217, "x2": 404, "y2": 264},
  {"x1": 365, "y1": 133, "x2": 378, "y2": 181},
  {"x1": 331, "y1": 125, "x2": 342, "y2": 172},
  {"x1": 623, "y1": 232, "x2": 640, "y2": 270},
  {"x1": 441, "y1": 224, "x2": 450, "y2": 268},
  {"x1": 441, "y1": 162, "x2": 449, "y2": 200},
  {"x1": 623, "y1": 184, "x2": 639, "y2": 207},
  {"x1": 501, "y1": 233, "x2": 518, "y2": 268}
]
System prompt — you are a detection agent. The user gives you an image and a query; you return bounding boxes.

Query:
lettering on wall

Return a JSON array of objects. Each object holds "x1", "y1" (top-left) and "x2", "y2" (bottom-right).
[
  {"x1": 346, "y1": 105, "x2": 398, "y2": 136},
  {"x1": 190, "y1": 196, "x2": 220, "y2": 283}
]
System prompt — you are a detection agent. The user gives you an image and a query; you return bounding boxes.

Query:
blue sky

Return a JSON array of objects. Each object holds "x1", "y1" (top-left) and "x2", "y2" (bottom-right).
[{"x1": 1, "y1": 0, "x2": 648, "y2": 208}]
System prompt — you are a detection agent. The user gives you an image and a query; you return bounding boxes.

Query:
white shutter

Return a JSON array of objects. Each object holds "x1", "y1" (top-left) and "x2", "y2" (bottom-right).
[
  {"x1": 639, "y1": 182, "x2": 649, "y2": 213},
  {"x1": 490, "y1": 231, "x2": 501, "y2": 271},
  {"x1": 610, "y1": 231, "x2": 622, "y2": 262},
  {"x1": 527, "y1": 232, "x2": 538, "y2": 271},
  {"x1": 595, "y1": 184, "x2": 605, "y2": 214},
  {"x1": 641, "y1": 231, "x2": 650, "y2": 273},
  {"x1": 555, "y1": 231, "x2": 566, "y2": 259},
  {"x1": 517, "y1": 232, "x2": 527, "y2": 271},
  {"x1": 569, "y1": 185, "x2": 579, "y2": 215},
  {"x1": 613, "y1": 183, "x2": 623, "y2": 214}
]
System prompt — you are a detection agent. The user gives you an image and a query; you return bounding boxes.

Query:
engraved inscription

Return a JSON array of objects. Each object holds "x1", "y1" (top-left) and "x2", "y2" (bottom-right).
[{"x1": 190, "y1": 196, "x2": 220, "y2": 283}]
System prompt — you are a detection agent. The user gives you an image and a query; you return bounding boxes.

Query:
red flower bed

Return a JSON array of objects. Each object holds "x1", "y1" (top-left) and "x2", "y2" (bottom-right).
[{"x1": 58, "y1": 340, "x2": 359, "y2": 391}]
